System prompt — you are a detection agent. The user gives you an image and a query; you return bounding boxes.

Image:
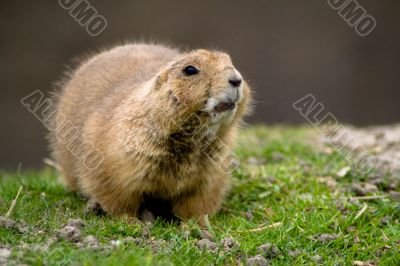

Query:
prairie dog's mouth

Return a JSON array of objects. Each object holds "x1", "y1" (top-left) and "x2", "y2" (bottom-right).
[
  {"x1": 201, "y1": 98, "x2": 238, "y2": 127},
  {"x1": 213, "y1": 101, "x2": 236, "y2": 113}
]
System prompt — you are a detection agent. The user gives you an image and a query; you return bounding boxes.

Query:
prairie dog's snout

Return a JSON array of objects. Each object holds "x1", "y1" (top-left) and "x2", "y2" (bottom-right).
[
  {"x1": 204, "y1": 68, "x2": 244, "y2": 114},
  {"x1": 226, "y1": 69, "x2": 243, "y2": 103}
]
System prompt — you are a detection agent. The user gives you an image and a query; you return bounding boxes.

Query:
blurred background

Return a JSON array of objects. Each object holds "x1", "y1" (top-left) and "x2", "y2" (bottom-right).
[{"x1": 1, "y1": 0, "x2": 399, "y2": 169}]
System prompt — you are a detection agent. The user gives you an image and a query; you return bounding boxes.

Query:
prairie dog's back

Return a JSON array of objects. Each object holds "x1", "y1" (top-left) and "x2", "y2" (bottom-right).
[
  {"x1": 57, "y1": 44, "x2": 179, "y2": 124},
  {"x1": 51, "y1": 44, "x2": 180, "y2": 189}
]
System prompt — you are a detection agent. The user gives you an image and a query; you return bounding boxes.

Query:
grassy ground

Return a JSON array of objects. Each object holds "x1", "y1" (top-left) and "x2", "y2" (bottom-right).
[{"x1": 0, "y1": 126, "x2": 399, "y2": 265}]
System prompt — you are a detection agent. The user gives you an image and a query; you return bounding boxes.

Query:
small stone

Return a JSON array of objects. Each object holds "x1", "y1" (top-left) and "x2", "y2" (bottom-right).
[
  {"x1": 0, "y1": 217, "x2": 30, "y2": 234},
  {"x1": 266, "y1": 176, "x2": 276, "y2": 183},
  {"x1": 302, "y1": 165, "x2": 311, "y2": 174},
  {"x1": 220, "y1": 237, "x2": 238, "y2": 252},
  {"x1": 271, "y1": 152, "x2": 285, "y2": 161},
  {"x1": 84, "y1": 235, "x2": 98, "y2": 243},
  {"x1": 317, "y1": 176, "x2": 337, "y2": 190},
  {"x1": 337, "y1": 167, "x2": 351, "y2": 177},
  {"x1": 196, "y1": 239, "x2": 217, "y2": 253},
  {"x1": 84, "y1": 235, "x2": 101, "y2": 250},
  {"x1": 390, "y1": 191, "x2": 400, "y2": 202},
  {"x1": 111, "y1": 240, "x2": 123, "y2": 248},
  {"x1": 236, "y1": 253, "x2": 245, "y2": 263},
  {"x1": 0, "y1": 248, "x2": 11, "y2": 258},
  {"x1": 182, "y1": 230, "x2": 190, "y2": 240},
  {"x1": 311, "y1": 255, "x2": 322, "y2": 263},
  {"x1": 367, "y1": 176, "x2": 385, "y2": 186},
  {"x1": 388, "y1": 179, "x2": 399, "y2": 190},
  {"x1": 351, "y1": 182, "x2": 378, "y2": 195},
  {"x1": 0, "y1": 247, "x2": 11, "y2": 264},
  {"x1": 353, "y1": 260, "x2": 376, "y2": 266},
  {"x1": 346, "y1": 226, "x2": 357, "y2": 233},
  {"x1": 57, "y1": 225, "x2": 81, "y2": 242},
  {"x1": 364, "y1": 183, "x2": 378, "y2": 193},
  {"x1": 200, "y1": 229, "x2": 214, "y2": 241},
  {"x1": 123, "y1": 236, "x2": 142, "y2": 245},
  {"x1": 245, "y1": 210, "x2": 254, "y2": 221},
  {"x1": 247, "y1": 254, "x2": 269, "y2": 266},
  {"x1": 336, "y1": 201, "x2": 349, "y2": 214},
  {"x1": 376, "y1": 245, "x2": 391, "y2": 257},
  {"x1": 380, "y1": 217, "x2": 390, "y2": 225},
  {"x1": 317, "y1": 233, "x2": 338, "y2": 243},
  {"x1": 247, "y1": 157, "x2": 267, "y2": 165},
  {"x1": 123, "y1": 236, "x2": 135, "y2": 244},
  {"x1": 257, "y1": 243, "x2": 281, "y2": 257},
  {"x1": 0, "y1": 216, "x2": 16, "y2": 230},
  {"x1": 353, "y1": 236, "x2": 360, "y2": 244},
  {"x1": 149, "y1": 239, "x2": 168, "y2": 253},
  {"x1": 382, "y1": 233, "x2": 389, "y2": 242},
  {"x1": 288, "y1": 249, "x2": 301, "y2": 257},
  {"x1": 352, "y1": 183, "x2": 367, "y2": 196},
  {"x1": 16, "y1": 221, "x2": 30, "y2": 234}
]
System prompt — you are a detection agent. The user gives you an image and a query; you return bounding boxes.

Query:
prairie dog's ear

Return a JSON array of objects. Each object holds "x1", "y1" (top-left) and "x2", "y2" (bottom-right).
[
  {"x1": 153, "y1": 58, "x2": 176, "y2": 90},
  {"x1": 154, "y1": 58, "x2": 182, "y2": 90},
  {"x1": 154, "y1": 69, "x2": 169, "y2": 90}
]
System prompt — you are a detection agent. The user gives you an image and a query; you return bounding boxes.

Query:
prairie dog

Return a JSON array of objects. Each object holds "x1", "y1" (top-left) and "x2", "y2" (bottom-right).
[{"x1": 49, "y1": 43, "x2": 251, "y2": 221}]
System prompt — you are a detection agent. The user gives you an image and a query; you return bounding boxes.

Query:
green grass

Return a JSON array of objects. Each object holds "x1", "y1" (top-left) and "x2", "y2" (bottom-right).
[{"x1": 1, "y1": 126, "x2": 399, "y2": 265}]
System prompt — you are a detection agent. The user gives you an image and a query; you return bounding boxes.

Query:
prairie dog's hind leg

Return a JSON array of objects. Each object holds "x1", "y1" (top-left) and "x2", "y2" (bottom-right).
[
  {"x1": 138, "y1": 194, "x2": 175, "y2": 222},
  {"x1": 84, "y1": 199, "x2": 106, "y2": 216}
]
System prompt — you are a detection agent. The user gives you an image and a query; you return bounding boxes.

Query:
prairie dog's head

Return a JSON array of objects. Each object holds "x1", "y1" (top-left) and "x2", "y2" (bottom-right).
[{"x1": 154, "y1": 49, "x2": 250, "y2": 127}]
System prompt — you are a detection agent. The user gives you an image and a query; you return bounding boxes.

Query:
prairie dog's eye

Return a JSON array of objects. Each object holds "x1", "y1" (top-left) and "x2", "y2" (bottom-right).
[{"x1": 183, "y1": 65, "x2": 199, "y2": 75}]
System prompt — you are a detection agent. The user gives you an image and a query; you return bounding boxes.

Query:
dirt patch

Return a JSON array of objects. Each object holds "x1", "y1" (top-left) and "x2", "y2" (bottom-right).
[
  {"x1": 311, "y1": 255, "x2": 322, "y2": 263},
  {"x1": 57, "y1": 225, "x2": 81, "y2": 242},
  {"x1": 67, "y1": 219, "x2": 84, "y2": 229},
  {"x1": 0, "y1": 216, "x2": 15, "y2": 230},
  {"x1": 315, "y1": 233, "x2": 338, "y2": 243},
  {"x1": 0, "y1": 216, "x2": 30, "y2": 234},
  {"x1": 56, "y1": 219, "x2": 84, "y2": 243},
  {"x1": 247, "y1": 254, "x2": 269, "y2": 266},
  {"x1": 321, "y1": 124, "x2": 400, "y2": 176},
  {"x1": 317, "y1": 124, "x2": 400, "y2": 199},
  {"x1": 196, "y1": 239, "x2": 217, "y2": 253},
  {"x1": 220, "y1": 237, "x2": 239, "y2": 252},
  {"x1": 83, "y1": 235, "x2": 102, "y2": 250},
  {"x1": 257, "y1": 243, "x2": 281, "y2": 258},
  {"x1": 288, "y1": 249, "x2": 302, "y2": 257}
]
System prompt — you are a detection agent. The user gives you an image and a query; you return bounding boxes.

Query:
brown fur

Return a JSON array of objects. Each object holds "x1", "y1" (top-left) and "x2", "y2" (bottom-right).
[{"x1": 49, "y1": 43, "x2": 251, "y2": 221}]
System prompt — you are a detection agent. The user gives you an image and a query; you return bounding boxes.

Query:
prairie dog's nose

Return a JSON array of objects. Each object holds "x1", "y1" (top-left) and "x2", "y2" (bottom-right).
[
  {"x1": 229, "y1": 70, "x2": 242, "y2": 87},
  {"x1": 229, "y1": 78, "x2": 242, "y2": 87}
]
